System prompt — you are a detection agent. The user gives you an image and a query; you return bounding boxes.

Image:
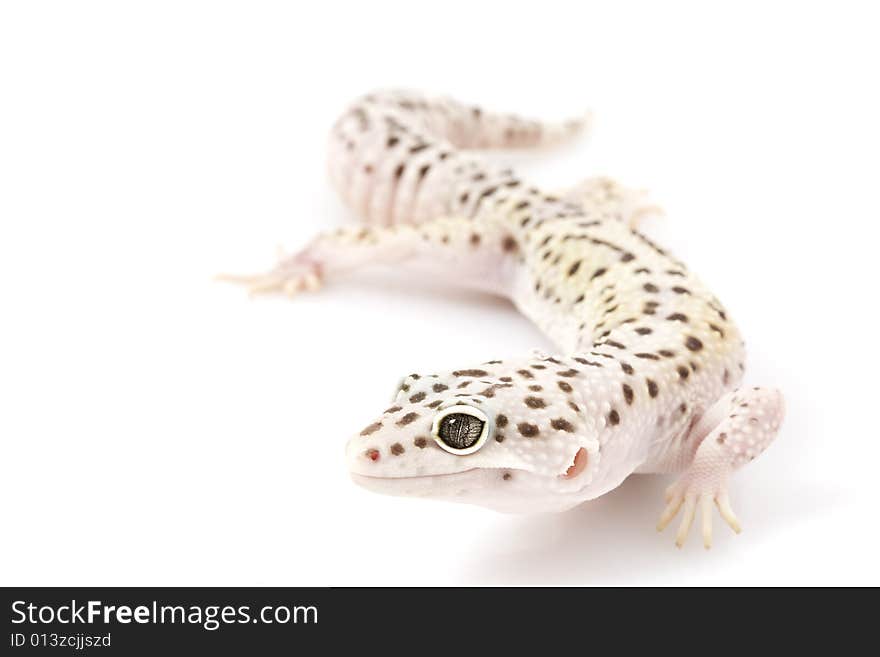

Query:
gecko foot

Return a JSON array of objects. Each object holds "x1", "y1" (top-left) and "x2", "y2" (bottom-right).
[
  {"x1": 655, "y1": 387, "x2": 784, "y2": 549},
  {"x1": 656, "y1": 478, "x2": 740, "y2": 550},
  {"x1": 216, "y1": 251, "x2": 322, "y2": 298}
]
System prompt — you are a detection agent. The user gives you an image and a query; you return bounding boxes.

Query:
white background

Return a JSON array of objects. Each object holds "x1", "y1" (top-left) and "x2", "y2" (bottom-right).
[{"x1": 1, "y1": 1, "x2": 878, "y2": 586}]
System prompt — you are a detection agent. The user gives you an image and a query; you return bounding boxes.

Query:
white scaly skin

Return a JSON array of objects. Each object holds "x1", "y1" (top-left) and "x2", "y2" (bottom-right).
[{"x1": 222, "y1": 90, "x2": 785, "y2": 549}]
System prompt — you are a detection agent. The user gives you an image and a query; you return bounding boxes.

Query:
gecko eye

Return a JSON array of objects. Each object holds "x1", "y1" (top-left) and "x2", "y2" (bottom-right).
[{"x1": 431, "y1": 405, "x2": 490, "y2": 455}]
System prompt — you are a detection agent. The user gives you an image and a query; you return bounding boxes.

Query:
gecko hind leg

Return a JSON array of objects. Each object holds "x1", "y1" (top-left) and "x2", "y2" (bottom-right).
[
  {"x1": 558, "y1": 176, "x2": 663, "y2": 228},
  {"x1": 656, "y1": 387, "x2": 785, "y2": 549},
  {"x1": 217, "y1": 218, "x2": 512, "y2": 299}
]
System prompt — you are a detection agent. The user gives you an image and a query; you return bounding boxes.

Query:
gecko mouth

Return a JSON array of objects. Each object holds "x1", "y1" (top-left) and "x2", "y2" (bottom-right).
[
  {"x1": 350, "y1": 467, "x2": 509, "y2": 498},
  {"x1": 350, "y1": 468, "x2": 479, "y2": 481}
]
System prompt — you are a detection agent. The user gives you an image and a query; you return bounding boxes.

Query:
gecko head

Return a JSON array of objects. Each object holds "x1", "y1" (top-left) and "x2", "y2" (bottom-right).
[{"x1": 345, "y1": 361, "x2": 600, "y2": 513}]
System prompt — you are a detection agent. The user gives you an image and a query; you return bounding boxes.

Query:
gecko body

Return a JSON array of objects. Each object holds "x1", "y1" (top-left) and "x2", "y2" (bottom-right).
[{"x1": 226, "y1": 90, "x2": 785, "y2": 548}]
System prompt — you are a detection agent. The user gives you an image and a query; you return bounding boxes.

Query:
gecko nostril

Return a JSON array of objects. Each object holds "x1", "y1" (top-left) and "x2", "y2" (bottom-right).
[{"x1": 365, "y1": 449, "x2": 380, "y2": 462}]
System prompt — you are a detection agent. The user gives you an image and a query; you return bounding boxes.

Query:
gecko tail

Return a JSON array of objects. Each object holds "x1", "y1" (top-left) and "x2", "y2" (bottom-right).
[{"x1": 355, "y1": 89, "x2": 591, "y2": 151}]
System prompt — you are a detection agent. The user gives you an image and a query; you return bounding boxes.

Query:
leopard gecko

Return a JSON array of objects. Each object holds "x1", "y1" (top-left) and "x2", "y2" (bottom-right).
[{"x1": 222, "y1": 90, "x2": 785, "y2": 548}]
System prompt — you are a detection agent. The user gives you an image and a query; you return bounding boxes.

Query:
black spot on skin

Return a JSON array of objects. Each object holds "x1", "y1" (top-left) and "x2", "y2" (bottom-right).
[
  {"x1": 396, "y1": 412, "x2": 419, "y2": 426},
  {"x1": 717, "y1": 432, "x2": 727, "y2": 444},
  {"x1": 685, "y1": 336, "x2": 704, "y2": 351},
  {"x1": 531, "y1": 364, "x2": 547, "y2": 370},
  {"x1": 414, "y1": 437, "x2": 427, "y2": 448},
  {"x1": 517, "y1": 369, "x2": 534, "y2": 379},
  {"x1": 677, "y1": 366, "x2": 690, "y2": 380},
  {"x1": 528, "y1": 384, "x2": 543, "y2": 392},
  {"x1": 709, "y1": 324, "x2": 725, "y2": 337},
  {"x1": 503, "y1": 472, "x2": 512, "y2": 481},
  {"x1": 622, "y1": 384, "x2": 634, "y2": 405},
  {"x1": 394, "y1": 163, "x2": 405, "y2": 179},
  {"x1": 567, "y1": 260, "x2": 582, "y2": 276},
  {"x1": 499, "y1": 377, "x2": 513, "y2": 383},
  {"x1": 470, "y1": 233, "x2": 481, "y2": 246},
  {"x1": 496, "y1": 414, "x2": 508, "y2": 428},
  {"x1": 672, "y1": 286, "x2": 691, "y2": 295},
  {"x1": 608, "y1": 410, "x2": 620, "y2": 426},
  {"x1": 385, "y1": 406, "x2": 402, "y2": 414},
  {"x1": 558, "y1": 381, "x2": 573, "y2": 393},
  {"x1": 568, "y1": 401, "x2": 580, "y2": 412},
  {"x1": 432, "y1": 383, "x2": 448, "y2": 393},
  {"x1": 723, "y1": 369, "x2": 730, "y2": 385},
  {"x1": 502, "y1": 236, "x2": 518, "y2": 252},
  {"x1": 453, "y1": 369, "x2": 489, "y2": 377},
  {"x1": 479, "y1": 387, "x2": 496, "y2": 398},
  {"x1": 524, "y1": 396, "x2": 546, "y2": 409},
  {"x1": 643, "y1": 283, "x2": 659, "y2": 293},
  {"x1": 605, "y1": 340, "x2": 626, "y2": 350},
  {"x1": 557, "y1": 369, "x2": 579, "y2": 377},
  {"x1": 658, "y1": 350, "x2": 675, "y2": 358},
  {"x1": 635, "y1": 327, "x2": 653, "y2": 335},
  {"x1": 517, "y1": 423, "x2": 540, "y2": 437},
  {"x1": 620, "y1": 252, "x2": 635, "y2": 262},
  {"x1": 646, "y1": 379, "x2": 659, "y2": 398},
  {"x1": 551, "y1": 418, "x2": 575, "y2": 432},
  {"x1": 679, "y1": 403, "x2": 687, "y2": 414},
  {"x1": 621, "y1": 362, "x2": 634, "y2": 375},
  {"x1": 390, "y1": 443, "x2": 405, "y2": 455},
  {"x1": 574, "y1": 294, "x2": 585, "y2": 304},
  {"x1": 495, "y1": 434, "x2": 505, "y2": 443},
  {"x1": 387, "y1": 136, "x2": 399, "y2": 148},
  {"x1": 425, "y1": 400, "x2": 442, "y2": 408},
  {"x1": 591, "y1": 268, "x2": 607, "y2": 280},
  {"x1": 360, "y1": 422, "x2": 382, "y2": 436},
  {"x1": 667, "y1": 313, "x2": 688, "y2": 322},
  {"x1": 456, "y1": 381, "x2": 471, "y2": 389},
  {"x1": 635, "y1": 353, "x2": 660, "y2": 360},
  {"x1": 409, "y1": 392, "x2": 426, "y2": 403}
]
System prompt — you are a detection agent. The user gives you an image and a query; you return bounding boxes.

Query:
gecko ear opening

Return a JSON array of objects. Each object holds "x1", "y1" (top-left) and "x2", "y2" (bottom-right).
[{"x1": 561, "y1": 447, "x2": 588, "y2": 479}]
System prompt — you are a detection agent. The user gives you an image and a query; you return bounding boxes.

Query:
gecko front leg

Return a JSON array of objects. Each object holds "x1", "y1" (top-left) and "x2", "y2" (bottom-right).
[
  {"x1": 218, "y1": 217, "x2": 518, "y2": 299},
  {"x1": 656, "y1": 387, "x2": 785, "y2": 549}
]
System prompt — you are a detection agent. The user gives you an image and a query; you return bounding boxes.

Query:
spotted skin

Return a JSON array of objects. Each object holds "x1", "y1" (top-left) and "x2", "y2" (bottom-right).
[{"x1": 223, "y1": 90, "x2": 785, "y2": 548}]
